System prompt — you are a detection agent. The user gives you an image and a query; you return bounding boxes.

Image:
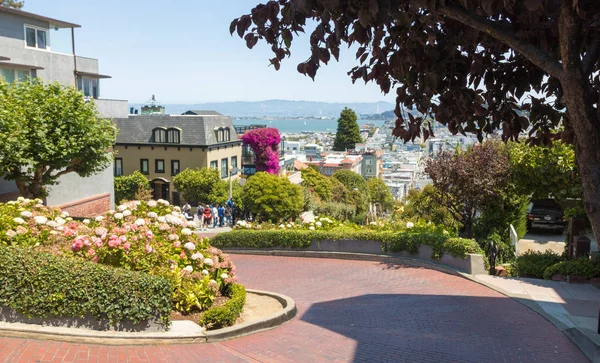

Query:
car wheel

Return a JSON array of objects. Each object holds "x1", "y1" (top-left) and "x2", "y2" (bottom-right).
[{"x1": 526, "y1": 220, "x2": 532, "y2": 232}]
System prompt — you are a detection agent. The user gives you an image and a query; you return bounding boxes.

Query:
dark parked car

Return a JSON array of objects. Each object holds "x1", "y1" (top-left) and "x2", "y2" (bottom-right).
[{"x1": 526, "y1": 199, "x2": 565, "y2": 234}]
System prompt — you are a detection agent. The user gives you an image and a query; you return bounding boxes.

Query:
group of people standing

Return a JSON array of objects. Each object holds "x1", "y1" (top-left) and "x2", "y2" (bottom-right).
[{"x1": 182, "y1": 200, "x2": 236, "y2": 229}]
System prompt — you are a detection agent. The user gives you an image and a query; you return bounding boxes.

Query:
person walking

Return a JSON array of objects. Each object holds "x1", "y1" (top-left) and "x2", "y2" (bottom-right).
[
  {"x1": 197, "y1": 204, "x2": 204, "y2": 229},
  {"x1": 224, "y1": 206, "x2": 232, "y2": 227},
  {"x1": 203, "y1": 205, "x2": 212, "y2": 229},
  {"x1": 218, "y1": 205, "x2": 225, "y2": 227},
  {"x1": 212, "y1": 204, "x2": 219, "y2": 228}
]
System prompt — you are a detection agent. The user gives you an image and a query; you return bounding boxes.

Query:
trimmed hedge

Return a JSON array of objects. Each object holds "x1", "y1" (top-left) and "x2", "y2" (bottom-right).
[
  {"x1": 211, "y1": 230, "x2": 484, "y2": 260},
  {"x1": 515, "y1": 250, "x2": 563, "y2": 278},
  {"x1": 199, "y1": 284, "x2": 246, "y2": 329},
  {"x1": 543, "y1": 257, "x2": 600, "y2": 280},
  {"x1": 0, "y1": 246, "x2": 172, "y2": 329},
  {"x1": 442, "y1": 238, "x2": 486, "y2": 259}
]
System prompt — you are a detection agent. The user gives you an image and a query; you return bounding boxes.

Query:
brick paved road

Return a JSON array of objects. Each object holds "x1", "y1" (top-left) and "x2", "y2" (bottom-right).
[{"x1": 0, "y1": 255, "x2": 588, "y2": 362}]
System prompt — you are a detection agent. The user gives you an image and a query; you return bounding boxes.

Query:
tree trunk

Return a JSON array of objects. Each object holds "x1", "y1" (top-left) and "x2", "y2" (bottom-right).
[
  {"x1": 559, "y1": 4, "x2": 600, "y2": 249},
  {"x1": 562, "y1": 86, "x2": 600, "y2": 248}
]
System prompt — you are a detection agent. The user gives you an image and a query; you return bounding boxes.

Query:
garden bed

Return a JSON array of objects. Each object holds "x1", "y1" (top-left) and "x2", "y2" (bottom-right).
[{"x1": 214, "y1": 230, "x2": 487, "y2": 274}]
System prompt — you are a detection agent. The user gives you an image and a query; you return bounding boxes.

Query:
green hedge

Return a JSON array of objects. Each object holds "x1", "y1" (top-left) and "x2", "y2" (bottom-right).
[
  {"x1": 211, "y1": 230, "x2": 484, "y2": 260},
  {"x1": 199, "y1": 284, "x2": 246, "y2": 329},
  {"x1": 515, "y1": 250, "x2": 563, "y2": 278},
  {"x1": 543, "y1": 257, "x2": 600, "y2": 280},
  {"x1": 0, "y1": 246, "x2": 172, "y2": 329}
]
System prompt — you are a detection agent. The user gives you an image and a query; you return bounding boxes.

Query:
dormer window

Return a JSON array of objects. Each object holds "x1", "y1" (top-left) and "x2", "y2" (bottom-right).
[
  {"x1": 153, "y1": 127, "x2": 167, "y2": 143},
  {"x1": 225, "y1": 127, "x2": 231, "y2": 141},
  {"x1": 216, "y1": 128, "x2": 224, "y2": 142},
  {"x1": 167, "y1": 128, "x2": 181, "y2": 144},
  {"x1": 25, "y1": 25, "x2": 48, "y2": 50}
]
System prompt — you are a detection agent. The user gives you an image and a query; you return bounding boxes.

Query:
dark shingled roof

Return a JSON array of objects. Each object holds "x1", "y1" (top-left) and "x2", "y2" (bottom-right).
[
  {"x1": 182, "y1": 110, "x2": 223, "y2": 116},
  {"x1": 114, "y1": 114, "x2": 240, "y2": 146}
]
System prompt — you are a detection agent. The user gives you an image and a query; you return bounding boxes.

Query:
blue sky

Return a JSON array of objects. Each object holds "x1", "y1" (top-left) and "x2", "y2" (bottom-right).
[{"x1": 25, "y1": 0, "x2": 395, "y2": 104}]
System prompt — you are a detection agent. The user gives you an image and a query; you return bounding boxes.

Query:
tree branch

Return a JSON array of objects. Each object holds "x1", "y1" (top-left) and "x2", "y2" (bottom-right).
[
  {"x1": 52, "y1": 166, "x2": 77, "y2": 179},
  {"x1": 582, "y1": 36, "x2": 600, "y2": 76},
  {"x1": 438, "y1": 5, "x2": 564, "y2": 80}
]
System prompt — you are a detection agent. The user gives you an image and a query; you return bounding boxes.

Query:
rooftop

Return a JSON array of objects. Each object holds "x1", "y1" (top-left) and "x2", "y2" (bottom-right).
[
  {"x1": 0, "y1": 6, "x2": 81, "y2": 28},
  {"x1": 114, "y1": 113, "x2": 241, "y2": 146}
]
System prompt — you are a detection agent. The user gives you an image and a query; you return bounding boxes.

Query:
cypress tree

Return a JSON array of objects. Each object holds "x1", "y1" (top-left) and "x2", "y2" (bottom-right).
[{"x1": 333, "y1": 108, "x2": 362, "y2": 151}]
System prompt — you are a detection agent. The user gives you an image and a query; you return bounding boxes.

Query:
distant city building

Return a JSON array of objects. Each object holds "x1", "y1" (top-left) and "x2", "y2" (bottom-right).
[
  {"x1": 113, "y1": 111, "x2": 242, "y2": 205},
  {"x1": 0, "y1": 6, "x2": 129, "y2": 216},
  {"x1": 307, "y1": 153, "x2": 363, "y2": 177},
  {"x1": 304, "y1": 143, "x2": 323, "y2": 161}
]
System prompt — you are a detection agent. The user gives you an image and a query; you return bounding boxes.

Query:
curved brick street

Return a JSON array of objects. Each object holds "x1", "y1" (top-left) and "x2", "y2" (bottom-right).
[{"x1": 0, "y1": 255, "x2": 588, "y2": 362}]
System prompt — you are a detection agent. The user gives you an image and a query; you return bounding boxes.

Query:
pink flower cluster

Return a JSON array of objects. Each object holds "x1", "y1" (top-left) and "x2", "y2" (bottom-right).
[{"x1": 241, "y1": 127, "x2": 281, "y2": 174}]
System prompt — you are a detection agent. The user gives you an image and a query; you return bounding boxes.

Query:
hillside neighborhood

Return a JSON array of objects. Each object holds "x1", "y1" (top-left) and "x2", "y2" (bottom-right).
[{"x1": 0, "y1": 2, "x2": 599, "y2": 363}]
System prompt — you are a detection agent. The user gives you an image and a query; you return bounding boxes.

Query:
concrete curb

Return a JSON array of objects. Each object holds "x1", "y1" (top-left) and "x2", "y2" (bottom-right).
[
  {"x1": 0, "y1": 290, "x2": 296, "y2": 346},
  {"x1": 205, "y1": 289, "x2": 297, "y2": 342},
  {"x1": 226, "y1": 249, "x2": 597, "y2": 362}
]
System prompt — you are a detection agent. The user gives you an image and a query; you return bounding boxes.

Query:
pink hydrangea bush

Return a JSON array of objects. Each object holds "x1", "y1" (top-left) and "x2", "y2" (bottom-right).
[
  {"x1": 241, "y1": 127, "x2": 281, "y2": 174},
  {"x1": 0, "y1": 197, "x2": 71, "y2": 247},
  {"x1": 0, "y1": 198, "x2": 238, "y2": 314}
]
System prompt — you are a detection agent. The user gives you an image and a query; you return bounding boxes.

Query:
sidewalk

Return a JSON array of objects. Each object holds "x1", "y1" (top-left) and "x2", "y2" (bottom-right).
[
  {"x1": 195, "y1": 225, "x2": 232, "y2": 238},
  {"x1": 471, "y1": 274, "x2": 600, "y2": 362}
]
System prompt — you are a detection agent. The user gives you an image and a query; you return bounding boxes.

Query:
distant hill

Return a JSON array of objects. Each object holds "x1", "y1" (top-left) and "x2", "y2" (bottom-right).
[{"x1": 130, "y1": 99, "x2": 395, "y2": 118}]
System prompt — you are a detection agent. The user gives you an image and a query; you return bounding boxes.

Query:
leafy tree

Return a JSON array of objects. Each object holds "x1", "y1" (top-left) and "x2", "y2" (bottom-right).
[
  {"x1": 332, "y1": 169, "x2": 367, "y2": 195},
  {"x1": 330, "y1": 177, "x2": 351, "y2": 203},
  {"x1": 0, "y1": 1, "x2": 24, "y2": 9},
  {"x1": 208, "y1": 179, "x2": 245, "y2": 208},
  {"x1": 425, "y1": 142, "x2": 511, "y2": 237},
  {"x1": 0, "y1": 80, "x2": 116, "y2": 198},
  {"x1": 367, "y1": 177, "x2": 394, "y2": 214},
  {"x1": 333, "y1": 108, "x2": 362, "y2": 151},
  {"x1": 172, "y1": 168, "x2": 222, "y2": 204},
  {"x1": 507, "y1": 141, "x2": 582, "y2": 202},
  {"x1": 242, "y1": 172, "x2": 304, "y2": 221},
  {"x1": 301, "y1": 166, "x2": 332, "y2": 201},
  {"x1": 114, "y1": 171, "x2": 151, "y2": 204},
  {"x1": 401, "y1": 185, "x2": 461, "y2": 231},
  {"x1": 473, "y1": 185, "x2": 530, "y2": 248},
  {"x1": 232, "y1": 1, "x2": 600, "y2": 247}
]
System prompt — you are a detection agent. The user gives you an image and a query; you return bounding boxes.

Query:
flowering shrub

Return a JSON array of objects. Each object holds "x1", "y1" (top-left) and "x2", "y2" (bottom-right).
[
  {"x1": 241, "y1": 128, "x2": 281, "y2": 174},
  {"x1": 0, "y1": 198, "x2": 238, "y2": 316},
  {"x1": 234, "y1": 215, "x2": 342, "y2": 231}
]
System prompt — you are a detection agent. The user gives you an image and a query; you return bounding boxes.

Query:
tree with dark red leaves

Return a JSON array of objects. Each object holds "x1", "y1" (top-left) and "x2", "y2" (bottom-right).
[{"x1": 232, "y1": 0, "x2": 600, "y2": 246}]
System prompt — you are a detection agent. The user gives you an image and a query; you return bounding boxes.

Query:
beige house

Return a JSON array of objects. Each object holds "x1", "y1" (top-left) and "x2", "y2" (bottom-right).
[{"x1": 114, "y1": 111, "x2": 242, "y2": 205}]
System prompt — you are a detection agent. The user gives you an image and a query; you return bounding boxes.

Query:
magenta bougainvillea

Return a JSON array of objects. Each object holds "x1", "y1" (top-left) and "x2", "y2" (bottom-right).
[{"x1": 241, "y1": 128, "x2": 281, "y2": 174}]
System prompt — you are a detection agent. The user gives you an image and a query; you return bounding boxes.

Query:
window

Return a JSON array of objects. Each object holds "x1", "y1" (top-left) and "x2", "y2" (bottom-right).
[
  {"x1": 210, "y1": 160, "x2": 218, "y2": 170},
  {"x1": 25, "y1": 26, "x2": 47, "y2": 49},
  {"x1": 114, "y1": 158, "x2": 123, "y2": 176},
  {"x1": 221, "y1": 158, "x2": 228, "y2": 178},
  {"x1": 167, "y1": 128, "x2": 180, "y2": 143},
  {"x1": 155, "y1": 159, "x2": 165, "y2": 173},
  {"x1": 0, "y1": 68, "x2": 35, "y2": 83},
  {"x1": 224, "y1": 128, "x2": 231, "y2": 141},
  {"x1": 217, "y1": 128, "x2": 224, "y2": 142},
  {"x1": 140, "y1": 159, "x2": 149, "y2": 175},
  {"x1": 171, "y1": 160, "x2": 180, "y2": 176},
  {"x1": 153, "y1": 128, "x2": 167, "y2": 143},
  {"x1": 77, "y1": 77, "x2": 100, "y2": 98},
  {"x1": 366, "y1": 159, "x2": 373, "y2": 165},
  {"x1": 231, "y1": 156, "x2": 238, "y2": 170}
]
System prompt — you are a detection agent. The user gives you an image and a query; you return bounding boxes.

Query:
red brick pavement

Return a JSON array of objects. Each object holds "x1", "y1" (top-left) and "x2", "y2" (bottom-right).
[{"x1": 0, "y1": 255, "x2": 588, "y2": 362}]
